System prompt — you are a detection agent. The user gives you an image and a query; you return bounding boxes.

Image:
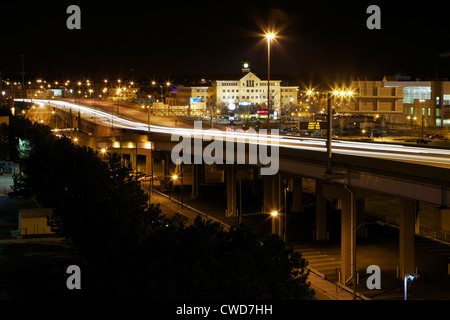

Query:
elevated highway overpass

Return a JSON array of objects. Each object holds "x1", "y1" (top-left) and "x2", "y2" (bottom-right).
[{"x1": 15, "y1": 98, "x2": 450, "y2": 286}]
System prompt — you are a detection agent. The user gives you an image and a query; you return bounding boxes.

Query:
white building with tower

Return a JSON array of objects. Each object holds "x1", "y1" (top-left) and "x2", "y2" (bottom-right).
[
  {"x1": 213, "y1": 63, "x2": 298, "y2": 116},
  {"x1": 169, "y1": 63, "x2": 298, "y2": 117}
]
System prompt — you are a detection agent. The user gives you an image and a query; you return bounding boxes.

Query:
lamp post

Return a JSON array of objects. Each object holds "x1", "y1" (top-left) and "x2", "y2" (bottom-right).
[
  {"x1": 172, "y1": 159, "x2": 183, "y2": 208},
  {"x1": 326, "y1": 92, "x2": 333, "y2": 174},
  {"x1": 265, "y1": 32, "x2": 276, "y2": 130},
  {"x1": 404, "y1": 274, "x2": 417, "y2": 300},
  {"x1": 172, "y1": 174, "x2": 179, "y2": 205},
  {"x1": 271, "y1": 210, "x2": 279, "y2": 235},
  {"x1": 324, "y1": 89, "x2": 353, "y2": 175},
  {"x1": 420, "y1": 100, "x2": 425, "y2": 143},
  {"x1": 152, "y1": 81, "x2": 171, "y2": 103},
  {"x1": 408, "y1": 115, "x2": 417, "y2": 139}
]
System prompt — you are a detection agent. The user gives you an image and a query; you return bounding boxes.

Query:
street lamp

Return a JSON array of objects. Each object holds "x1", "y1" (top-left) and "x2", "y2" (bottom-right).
[
  {"x1": 404, "y1": 274, "x2": 418, "y2": 300},
  {"x1": 172, "y1": 159, "x2": 183, "y2": 208},
  {"x1": 270, "y1": 210, "x2": 279, "y2": 236},
  {"x1": 172, "y1": 171, "x2": 183, "y2": 208},
  {"x1": 420, "y1": 99, "x2": 425, "y2": 143},
  {"x1": 265, "y1": 32, "x2": 276, "y2": 129},
  {"x1": 324, "y1": 89, "x2": 353, "y2": 176}
]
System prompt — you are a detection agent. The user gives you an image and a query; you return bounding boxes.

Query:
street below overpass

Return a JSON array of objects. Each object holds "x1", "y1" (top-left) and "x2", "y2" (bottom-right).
[{"x1": 143, "y1": 182, "x2": 450, "y2": 300}]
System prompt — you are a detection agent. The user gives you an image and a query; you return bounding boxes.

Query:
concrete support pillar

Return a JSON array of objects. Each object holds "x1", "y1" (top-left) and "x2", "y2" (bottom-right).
[
  {"x1": 355, "y1": 198, "x2": 365, "y2": 238},
  {"x1": 263, "y1": 173, "x2": 280, "y2": 215},
  {"x1": 323, "y1": 184, "x2": 353, "y2": 283},
  {"x1": 263, "y1": 174, "x2": 282, "y2": 237},
  {"x1": 315, "y1": 180, "x2": 328, "y2": 240},
  {"x1": 136, "y1": 148, "x2": 152, "y2": 175},
  {"x1": 399, "y1": 198, "x2": 416, "y2": 278},
  {"x1": 437, "y1": 207, "x2": 450, "y2": 233},
  {"x1": 162, "y1": 153, "x2": 171, "y2": 191},
  {"x1": 340, "y1": 195, "x2": 352, "y2": 283},
  {"x1": 191, "y1": 164, "x2": 200, "y2": 199},
  {"x1": 292, "y1": 177, "x2": 303, "y2": 213},
  {"x1": 199, "y1": 163, "x2": 205, "y2": 183},
  {"x1": 225, "y1": 165, "x2": 237, "y2": 217},
  {"x1": 129, "y1": 147, "x2": 137, "y2": 172},
  {"x1": 251, "y1": 168, "x2": 259, "y2": 195}
]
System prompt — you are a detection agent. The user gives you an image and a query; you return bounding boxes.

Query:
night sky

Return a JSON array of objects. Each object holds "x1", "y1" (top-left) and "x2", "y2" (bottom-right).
[{"x1": 2, "y1": 1, "x2": 450, "y2": 83}]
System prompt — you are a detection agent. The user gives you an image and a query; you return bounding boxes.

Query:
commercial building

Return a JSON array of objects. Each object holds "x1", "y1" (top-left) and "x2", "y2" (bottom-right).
[
  {"x1": 342, "y1": 78, "x2": 450, "y2": 126},
  {"x1": 169, "y1": 63, "x2": 299, "y2": 117},
  {"x1": 107, "y1": 86, "x2": 140, "y2": 102},
  {"x1": 213, "y1": 64, "x2": 298, "y2": 116},
  {"x1": 173, "y1": 85, "x2": 214, "y2": 110},
  {"x1": 382, "y1": 79, "x2": 450, "y2": 127},
  {"x1": 341, "y1": 80, "x2": 404, "y2": 123}
]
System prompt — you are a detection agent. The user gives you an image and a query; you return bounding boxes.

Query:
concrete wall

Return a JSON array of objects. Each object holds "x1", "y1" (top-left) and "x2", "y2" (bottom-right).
[{"x1": 19, "y1": 208, "x2": 54, "y2": 236}]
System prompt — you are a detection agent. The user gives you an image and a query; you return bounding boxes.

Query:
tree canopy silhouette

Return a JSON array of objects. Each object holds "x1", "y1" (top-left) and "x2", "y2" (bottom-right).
[{"x1": 4, "y1": 115, "x2": 315, "y2": 300}]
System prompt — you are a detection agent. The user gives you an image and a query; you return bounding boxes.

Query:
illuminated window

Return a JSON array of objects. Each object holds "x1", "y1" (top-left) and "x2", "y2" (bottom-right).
[
  {"x1": 403, "y1": 87, "x2": 431, "y2": 104},
  {"x1": 444, "y1": 94, "x2": 450, "y2": 105}
]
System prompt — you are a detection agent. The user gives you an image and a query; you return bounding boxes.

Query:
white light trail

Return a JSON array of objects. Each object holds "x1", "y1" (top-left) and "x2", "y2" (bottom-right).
[{"x1": 16, "y1": 99, "x2": 450, "y2": 168}]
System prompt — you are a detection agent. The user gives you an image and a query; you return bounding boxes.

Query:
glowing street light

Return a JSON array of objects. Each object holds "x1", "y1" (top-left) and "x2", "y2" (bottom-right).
[
  {"x1": 324, "y1": 88, "x2": 355, "y2": 176},
  {"x1": 265, "y1": 31, "x2": 277, "y2": 129},
  {"x1": 172, "y1": 171, "x2": 184, "y2": 208}
]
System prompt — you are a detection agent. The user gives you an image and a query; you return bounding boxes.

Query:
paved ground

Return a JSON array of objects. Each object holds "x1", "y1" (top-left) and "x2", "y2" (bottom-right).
[
  {"x1": 290, "y1": 227, "x2": 450, "y2": 300},
  {"x1": 152, "y1": 184, "x2": 450, "y2": 300}
]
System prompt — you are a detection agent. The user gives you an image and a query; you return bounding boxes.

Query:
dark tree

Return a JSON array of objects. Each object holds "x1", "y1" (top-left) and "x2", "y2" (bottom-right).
[
  {"x1": 6, "y1": 116, "x2": 315, "y2": 300},
  {"x1": 107, "y1": 216, "x2": 316, "y2": 300}
]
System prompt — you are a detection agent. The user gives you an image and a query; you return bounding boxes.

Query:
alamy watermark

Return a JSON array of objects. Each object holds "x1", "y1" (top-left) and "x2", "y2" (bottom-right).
[
  {"x1": 66, "y1": 5, "x2": 81, "y2": 30},
  {"x1": 66, "y1": 265, "x2": 81, "y2": 290},
  {"x1": 366, "y1": 265, "x2": 381, "y2": 290},
  {"x1": 170, "y1": 121, "x2": 279, "y2": 176},
  {"x1": 366, "y1": 5, "x2": 381, "y2": 30}
]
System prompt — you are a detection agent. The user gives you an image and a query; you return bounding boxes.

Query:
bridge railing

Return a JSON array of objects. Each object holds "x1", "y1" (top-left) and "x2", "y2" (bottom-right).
[
  {"x1": 367, "y1": 211, "x2": 450, "y2": 244},
  {"x1": 419, "y1": 225, "x2": 450, "y2": 243}
]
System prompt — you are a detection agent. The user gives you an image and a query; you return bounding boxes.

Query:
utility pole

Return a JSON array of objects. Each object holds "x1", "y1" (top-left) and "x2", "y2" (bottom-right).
[
  {"x1": 326, "y1": 92, "x2": 333, "y2": 174},
  {"x1": 20, "y1": 54, "x2": 25, "y2": 98},
  {"x1": 267, "y1": 39, "x2": 271, "y2": 130}
]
